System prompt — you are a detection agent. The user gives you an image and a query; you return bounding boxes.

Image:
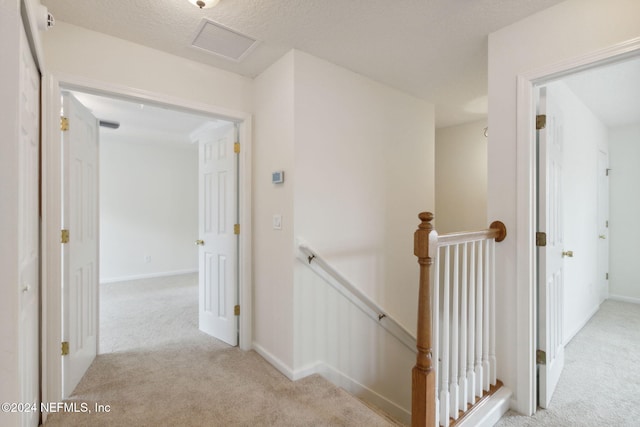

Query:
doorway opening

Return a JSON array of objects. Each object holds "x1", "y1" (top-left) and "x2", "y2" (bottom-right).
[
  {"x1": 529, "y1": 51, "x2": 640, "y2": 411},
  {"x1": 42, "y1": 77, "x2": 253, "y2": 407}
]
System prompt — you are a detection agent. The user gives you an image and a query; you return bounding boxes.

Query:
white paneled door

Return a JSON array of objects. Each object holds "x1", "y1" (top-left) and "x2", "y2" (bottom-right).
[
  {"x1": 197, "y1": 124, "x2": 239, "y2": 346},
  {"x1": 536, "y1": 86, "x2": 566, "y2": 409},
  {"x1": 597, "y1": 150, "x2": 609, "y2": 301},
  {"x1": 61, "y1": 93, "x2": 100, "y2": 397},
  {"x1": 18, "y1": 19, "x2": 41, "y2": 427}
]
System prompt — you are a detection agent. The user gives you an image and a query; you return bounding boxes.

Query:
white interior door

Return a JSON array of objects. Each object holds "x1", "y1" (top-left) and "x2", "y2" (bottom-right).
[
  {"x1": 197, "y1": 123, "x2": 239, "y2": 346},
  {"x1": 536, "y1": 86, "x2": 565, "y2": 409},
  {"x1": 18, "y1": 18, "x2": 41, "y2": 427},
  {"x1": 62, "y1": 93, "x2": 100, "y2": 397},
  {"x1": 597, "y1": 150, "x2": 609, "y2": 301}
]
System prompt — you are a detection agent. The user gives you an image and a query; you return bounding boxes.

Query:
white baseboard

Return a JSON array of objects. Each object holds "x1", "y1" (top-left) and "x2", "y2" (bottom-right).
[
  {"x1": 251, "y1": 343, "x2": 410, "y2": 424},
  {"x1": 100, "y1": 269, "x2": 198, "y2": 284},
  {"x1": 609, "y1": 294, "x2": 640, "y2": 305},
  {"x1": 563, "y1": 303, "x2": 600, "y2": 346},
  {"x1": 252, "y1": 342, "x2": 296, "y2": 380},
  {"x1": 456, "y1": 386, "x2": 512, "y2": 427}
]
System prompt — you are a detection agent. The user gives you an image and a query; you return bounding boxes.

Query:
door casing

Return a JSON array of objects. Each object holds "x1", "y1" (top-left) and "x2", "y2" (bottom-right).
[
  {"x1": 514, "y1": 38, "x2": 640, "y2": 415},
  {"x1": 41, "y1": 73, "x2": 253, "y2": 412}
]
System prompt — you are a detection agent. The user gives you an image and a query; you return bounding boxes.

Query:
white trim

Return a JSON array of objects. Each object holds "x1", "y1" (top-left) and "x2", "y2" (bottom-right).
[
  {"x1": 317, "y1": 363, "x2": 411, "y2": 425},
  {"x1": 514, "y1": 36, "x2": 640, "y2": 416},
  {"x1": 41, "y1": 73, "x2": 253, "y2": 412},
  {"x1": 252, "y1": 343, "x2": 410, "y2": 424},
  {"x1": 609, "y1": 294, "x2": 640, "y2": 305},
  {"x1": 252, "y1": 342, "x2": 295, "y2": 380},
  {"x1": 99, "y1": 269, "x2": 199, "y2": 284},
  {"x1": 454, "y1": 386, "x2": 512, "y2": 427},
  {"x1": 562, "y1": 304, "x2": 600, "y2": 346}
]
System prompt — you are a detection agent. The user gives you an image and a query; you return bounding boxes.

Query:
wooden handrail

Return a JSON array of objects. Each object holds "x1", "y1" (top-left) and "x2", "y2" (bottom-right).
[{"x1": 411, "y1": 212, "x2": 506, "y2": 427}]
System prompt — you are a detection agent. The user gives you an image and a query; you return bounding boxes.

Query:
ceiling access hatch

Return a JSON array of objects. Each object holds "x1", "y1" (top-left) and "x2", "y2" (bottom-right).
[{"x1": 190, "y1": 19, "x2": 258, "y2": 62}]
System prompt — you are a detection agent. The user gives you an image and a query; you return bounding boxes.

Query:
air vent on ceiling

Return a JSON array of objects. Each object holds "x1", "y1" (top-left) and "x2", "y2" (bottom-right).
[{"x1": 191, "y1": 19, "x2": 258, "y2": 62}]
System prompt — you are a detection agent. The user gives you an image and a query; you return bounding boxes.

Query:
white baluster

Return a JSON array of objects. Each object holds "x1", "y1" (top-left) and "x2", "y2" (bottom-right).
[
  {"x1": 433, "y1": 246, "x2": 441, "y2": 405},
  {"x1": 450, "y1": 244, "x2": 460, "y2": 419},
  {"x1": 482, "y1": 239, "x2": 491, "y2": 391},
  {"x1": 467, "y1": 241, "x2": 476, "y2": 405},
  {"x1": 475, "y1": 240, "x2": 484, "y2": 397},
  {"x1": 459, "y1": 242, "x2": 469, "y2": 412},
  {"x1": 441, "y1": 246, "x2": 451, "y2": 426},
  {"x1": 489, "y1": 238, "x2": 497, "y2": 386}
]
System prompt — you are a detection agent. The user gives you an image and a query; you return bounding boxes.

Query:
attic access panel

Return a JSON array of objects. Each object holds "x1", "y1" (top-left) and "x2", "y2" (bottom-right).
[{"x1": 191, "y1": 18, "x2": 258, "y2": 62}]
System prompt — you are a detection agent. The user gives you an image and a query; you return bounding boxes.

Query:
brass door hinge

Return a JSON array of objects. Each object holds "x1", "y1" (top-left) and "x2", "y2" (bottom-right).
[
  {"x1": 61, "y1": 229, "x2": 70, "y2": 244},
  {"x1": 234, "y1": 142, "x2": 240, "y2": 154},
  {"x1": 234, "y1": 305, "x2": 240, "y2": 316},
  {"x1": 61, "y1": 116, "x2": 69, "y2": 131},
  {"x1": 61, "y1": 341, "x2": 69, "y2": 356},
  {"x1": 536, "y1": 115, "x2": 547, "y2": 130},
  {"x1": 234, "y1": 224, "x2": 240, "y2": 235},
  {"x1": 536, "y1": 349, "x2": 546, "y2": 365},
  {"x1": 536, "y1": 232, "x2": 547, "y2": 247}
]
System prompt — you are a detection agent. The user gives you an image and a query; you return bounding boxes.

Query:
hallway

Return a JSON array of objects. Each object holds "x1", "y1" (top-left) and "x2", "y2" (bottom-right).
[{"x1": 496, "y1": 300, "x2": 640, "y2": 426}]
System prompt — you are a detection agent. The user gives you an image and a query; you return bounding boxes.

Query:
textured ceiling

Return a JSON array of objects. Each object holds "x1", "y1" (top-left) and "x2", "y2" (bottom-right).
[{"x1": 41, "y1": 0, "x2": 566, "y2": 127}]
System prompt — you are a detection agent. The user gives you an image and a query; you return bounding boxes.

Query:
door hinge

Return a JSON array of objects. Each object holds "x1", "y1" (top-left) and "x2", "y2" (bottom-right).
[
  {"x1": 536, "y1": 349, "x2": 546, "y2": 365},
  {"x1": 606, "y1": 220, "x2": 609, "y2": 228},
  {"x1": 234, "y1": 142, "x2": 240, "y2": 154},
  {"x1": 606, "y1": 168, "x2": 611, "y2": 176},
  {"x1": 536, "y1": 232, "x2": 547, "y2": 247},
  {"x1": 234, "y1": 305, "x2": 240, "y2": 316},
  {"x1": 61, "y1": 229, "x2": 70, "y2": 244},
  {"x1": 61, "y1": 341, "x2": 69, "y2": 356},
  {"x1": 606, "y1": 273, "x2": 609, "y2": 280},
  {"x1": 61, "y1": 116, "x2": 69, "y2": 131},
  {"x1": 536, "y1": 115, "x2": 547, "y2": 130},
  {"x1": 234, "y1": 224, "x2": 240, "y2": 235}
]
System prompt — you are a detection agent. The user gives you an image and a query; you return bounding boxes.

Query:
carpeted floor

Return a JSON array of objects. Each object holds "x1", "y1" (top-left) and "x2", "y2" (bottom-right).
[
  {"x1": 496, "y1": 299, "x2": 640, "y2": 427},
  {"x1": 45, "y1": 274, "x2": 398, "y2": 427}
]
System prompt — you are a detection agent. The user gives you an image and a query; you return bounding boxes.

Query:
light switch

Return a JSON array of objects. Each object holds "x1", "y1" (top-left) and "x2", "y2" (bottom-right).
[{"x1": 273, "y1": 214, "x2": 282, "y2": 230}]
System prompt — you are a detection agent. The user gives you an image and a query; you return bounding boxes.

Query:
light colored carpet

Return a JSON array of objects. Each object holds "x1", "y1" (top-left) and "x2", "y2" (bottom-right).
[
  {"x1": 496, "y1": 299, "x2": 640, "y2": 426},
  {"x1": 45, "y1": 274, "x2": 399, "y2": 427}
]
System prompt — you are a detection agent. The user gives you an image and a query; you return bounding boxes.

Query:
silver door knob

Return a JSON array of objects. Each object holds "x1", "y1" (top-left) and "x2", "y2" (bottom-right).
[
  {"x1": 562, "y1": 250, "x2": 574, "y2": 258},
  {"x1": 195, "y1": 239, "x2": 205, "y2": 246}
]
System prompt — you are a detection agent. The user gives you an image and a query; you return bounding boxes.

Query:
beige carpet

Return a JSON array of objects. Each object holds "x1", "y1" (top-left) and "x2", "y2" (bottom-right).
[
  {"x1": 45, "y1": 274, "x2": 399, "y2": 427},
  {"x1": 496, "y1": 299, "x2": 640, "y2": 426}
]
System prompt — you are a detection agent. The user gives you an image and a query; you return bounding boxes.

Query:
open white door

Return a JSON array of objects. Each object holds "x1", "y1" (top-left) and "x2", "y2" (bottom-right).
[
  {"x1": 18, "y1": 18, "x2": 41, "y2": 427},
  {"x1": 61, "y1": 93, "x2": 100, "y2": 397},
  {"x1": 597, "y1": 150, "x2": 610, "y2": 301},
  {"x1": 536, "y1": 86, "x2": 566, "y2": 408},
  {"x1": 197, "y1": 123, "x2": 239, "y2": 346}
]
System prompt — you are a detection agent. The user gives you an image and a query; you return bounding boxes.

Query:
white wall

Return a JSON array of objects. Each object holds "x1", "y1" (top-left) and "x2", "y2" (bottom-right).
[
  {"x1": 43, "y1": 22, "x2": 253, "y2": 114},
  {"x1": 435, "y1": 119, "x2": 488, "y2": 233},
  {"x1": 99, "y1": 138, "x2": 198, "y2": 282},
  {"x1": 488, "y1": 0, "x2": 640, "y2": 413},
  {"x1": 252, "y1": 51, "x2": 296, "y2": 369},
  {"x1": 292, "y1": 51, "x2": 434, "y2": 422},
  {"x1": 609, "y1": 123, "x2": 640, "y2": 302},
  {"x1": 548, "y1": 81, "x2": 608, "y2": 342},
  {"x1": 252, "y1": 50, "x2": 434, "y2": 421},
  {"x1": 0, "y1": 1, "x2": 24, "y2": 424}
]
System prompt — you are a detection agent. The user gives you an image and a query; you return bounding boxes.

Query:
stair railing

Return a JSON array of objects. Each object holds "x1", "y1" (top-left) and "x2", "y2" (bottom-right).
[
  {"x1": 412, "y1": 212, "x2": 507, "y2": 427},
  {"x1": 297, "y1": 239, "x2": 417, "y2": 353}
]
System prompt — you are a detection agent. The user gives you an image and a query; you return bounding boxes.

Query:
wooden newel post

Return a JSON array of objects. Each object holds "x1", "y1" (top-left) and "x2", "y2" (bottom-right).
[{"x1": 412, "y1": 212, "x2": 436, "y2": 427}]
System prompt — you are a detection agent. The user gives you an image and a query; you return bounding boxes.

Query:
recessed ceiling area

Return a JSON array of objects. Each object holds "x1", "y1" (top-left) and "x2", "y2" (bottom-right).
[
  {"x1": 69, "y1": 91, "x2": 225, "y2": 147},
  {"x1": 41, "y1": 0, "x2": 568, "y2": 127}
]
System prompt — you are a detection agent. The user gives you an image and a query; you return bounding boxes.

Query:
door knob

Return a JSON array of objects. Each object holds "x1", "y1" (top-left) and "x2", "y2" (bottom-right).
[
  {"x1": 195, "y1": 239, "x2": 205, "y2": 246},
  {"x1": 562, "y1": 250, "x2": 574, "y2": 258},
  {"x1": 599, "y1": 235, "x2": 606, "y2": 239}
]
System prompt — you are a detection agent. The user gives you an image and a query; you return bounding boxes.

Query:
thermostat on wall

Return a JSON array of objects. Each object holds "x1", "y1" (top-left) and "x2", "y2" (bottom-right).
[{"x1": 272, "y1": 171, "x2": 284, "y2": 184}]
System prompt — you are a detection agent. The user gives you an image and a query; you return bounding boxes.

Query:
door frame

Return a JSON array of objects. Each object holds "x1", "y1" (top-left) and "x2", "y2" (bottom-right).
[
  {"x1": 41, "y1": 72, "x2": 253, "y2": 408},
  {"x1": 514, "y1": 37, "x2": 640, "y2": 414}
]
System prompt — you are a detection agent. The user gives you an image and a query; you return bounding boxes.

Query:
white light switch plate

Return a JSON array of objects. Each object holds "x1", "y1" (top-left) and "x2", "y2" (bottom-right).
[{"x1": 273, "y1": 214, "x2": 282, "y2": 230}]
